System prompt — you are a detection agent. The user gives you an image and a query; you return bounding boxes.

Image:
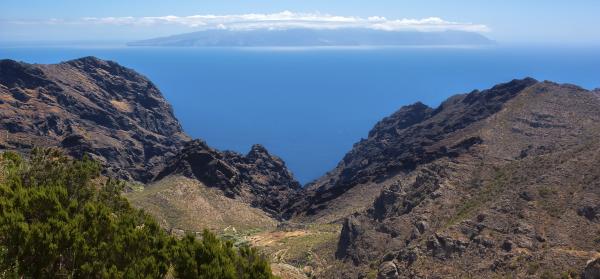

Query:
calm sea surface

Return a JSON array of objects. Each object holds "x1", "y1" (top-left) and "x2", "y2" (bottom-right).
[{"x1": 2, "y1": 46, "x2": 599, "y2": 183}]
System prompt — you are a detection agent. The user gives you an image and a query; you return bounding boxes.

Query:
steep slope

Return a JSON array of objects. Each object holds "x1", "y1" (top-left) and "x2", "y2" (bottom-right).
[
  {"x1": 6, "y1": 55, "x2": 600, "y2": 277},
  {"x1": 0, "y1": 56, "x2": 303, "y2": 219},
  {"x1": 308, "y1": 79, "x2": 600, "y2": 278},
  {"x1": 0, "y1": 57, "x2": 189, "y2": 181},
  {"x1": 155, "y1": 140, "x2": 302, "y2": 217},
  {"x1": 125, "y1": 175, "x2": 278, "y2": 232},
  {"x1": 290, "y1": 78, "x2": 537, "y2": 223}
]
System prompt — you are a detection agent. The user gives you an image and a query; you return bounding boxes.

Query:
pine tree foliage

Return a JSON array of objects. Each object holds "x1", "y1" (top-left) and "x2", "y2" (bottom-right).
[{"x1": 0, "y1": 148, "x2": 276, "y2": 279}]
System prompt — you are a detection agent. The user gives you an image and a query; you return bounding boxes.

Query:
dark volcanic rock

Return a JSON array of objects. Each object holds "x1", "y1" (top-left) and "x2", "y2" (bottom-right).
[
  {"x1": 0, "y1": 57, "x2": 189, "y2": 181},
  {"x1": 584, "y1": 258, "x2": 600, "y2": 279},
  {"x1": 377, "y1": 261, "x2": 399, "y2": 279},
  {"x1": 578, "y1": 205, "x2": 600, "y2": 222},
  {"x1": 336, "y1": 214, "x2": 366, "y2": 263},
  {"x1": 156, "y1": 139, "x2": 301, "y2": 217},
  {"x1": 1, "y1": 56, "x2": 301, "y2": 218},
  {"x1": 307, "y1": 78, "x2": 600, "y2": 278},
  {"x1": 426, "y1": 233, "x2": 469, "y2": 259},
  {"x1": 291, "y1": 78, "x2": 537, "y2": 219}
]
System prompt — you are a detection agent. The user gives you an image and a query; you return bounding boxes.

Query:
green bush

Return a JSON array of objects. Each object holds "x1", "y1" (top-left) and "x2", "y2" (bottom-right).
[{"x1": 0, "y1": 148, "x2": 276, "y2": 279}]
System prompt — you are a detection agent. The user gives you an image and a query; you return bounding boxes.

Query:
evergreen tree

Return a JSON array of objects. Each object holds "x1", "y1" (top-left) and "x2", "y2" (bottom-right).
[{"x1": 0, "y1": 148, "x2": 276, "y2": 279}]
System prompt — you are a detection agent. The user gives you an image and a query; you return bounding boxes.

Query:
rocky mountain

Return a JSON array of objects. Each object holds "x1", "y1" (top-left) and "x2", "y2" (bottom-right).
[
  {"x1": 128, "y1": 29, "x2": 492, "y2": 47},
  {"x1": 4, "y1": 55, "x2": 600, "y2": 278},
  {"x1": 155, "y1": 139, "x2": 301, "y2": 217},
  {"x1": 289, "y1": 79, "x2": 529, "y2": 222},
  {"x1": 0, "y1": 56, "x2": 302, "y2": 217},
  {"x1": 289, "y1": 78, "x2": 539, "y2": 222},
  {"x1": 293, "y1": 78, "x2": 600, "y2": 278},
  {"x1": 0, "y1": 57, "x2": 189, "y2": 181}
]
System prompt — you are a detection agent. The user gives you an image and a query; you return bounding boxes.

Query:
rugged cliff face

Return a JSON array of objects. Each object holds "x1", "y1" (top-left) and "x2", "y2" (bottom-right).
[
  {"x1": 4, "y1": 56, "x2": 600, "y2": 277},
  {"x1": 0, "y1": 57, "x2": 189, "y2": 181},
  {"x1": 289, "y1": 78, "x2": 538, "y2": 222},
  {"x1": 310, "y1": 79, "x2": 600, "y2": 278},
  {"x1": 0, "y1": 56, "x2": 302, "y2": 217},
  {"x1": 155, "y1": 140, "x2": 301, "y2": 217}
]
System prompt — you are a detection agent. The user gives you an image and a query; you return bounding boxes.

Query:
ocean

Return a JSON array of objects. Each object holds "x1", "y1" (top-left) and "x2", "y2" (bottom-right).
[{"x1": 2, "y1": 45, "x2": 599, "y2": 184}]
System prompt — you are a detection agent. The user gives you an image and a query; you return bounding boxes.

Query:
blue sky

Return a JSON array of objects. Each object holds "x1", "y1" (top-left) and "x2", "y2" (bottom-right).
[{"x1": 2, "y1": 0, "x2": 599, "y2": 44}]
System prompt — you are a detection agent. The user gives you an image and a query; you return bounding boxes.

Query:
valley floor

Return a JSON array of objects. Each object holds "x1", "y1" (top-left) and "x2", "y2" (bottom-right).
[{"x1": 125, "y1": 176, "x2": 341, "y2": 278}]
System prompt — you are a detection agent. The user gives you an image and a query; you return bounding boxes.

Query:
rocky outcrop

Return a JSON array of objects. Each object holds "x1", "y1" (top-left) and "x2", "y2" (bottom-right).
[
  {"x1": 289, "y1": 78, "x2": 537, "y2": 221},
  {"x1": 584, "y1": 258, "x2": 600, "y2": 279},
  {"x1": 310, "y1": 79, "x2": 600, "y2": 277},
  {"x1": 0, "y1": 56, "x2": 299, "y2": 219},
  {"x1": 155, "y1": 139, "x2": 301, "y2": 217},
  {"x1": 377, "y1": 261, "x2": 399, "y2": 279},
  {"x1": 578, "y1": 205, "x2": 600, "y2": 223},
  {"x1": 0, "y1": 57, "x2": 189, "y2": 181},
  {"x1": 6, "y1": 57, "x2": 600, "y2": 277}
]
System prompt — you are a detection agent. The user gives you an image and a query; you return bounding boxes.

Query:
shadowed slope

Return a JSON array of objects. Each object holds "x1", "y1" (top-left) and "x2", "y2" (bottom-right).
[
  {"x1": 311, "y1": 80, "x2": 600, "y2": 278},
  {"x1": 0, "y1": 57, "x2": 189, "y2": 181}
]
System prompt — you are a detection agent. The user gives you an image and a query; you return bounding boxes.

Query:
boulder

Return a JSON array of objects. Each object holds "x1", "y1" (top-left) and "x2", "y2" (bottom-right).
[
  {"x1": 377, "y1": 261, "x2": 399, "y2": 279},
  {"x1": 583, "y1": 258, "x2": 600, "y2": 279}
]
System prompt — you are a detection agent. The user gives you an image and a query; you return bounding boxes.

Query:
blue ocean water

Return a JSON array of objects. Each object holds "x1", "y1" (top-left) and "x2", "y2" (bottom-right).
[{"x1": 1, "y1": 46, "x2": 599, "y2": 183}]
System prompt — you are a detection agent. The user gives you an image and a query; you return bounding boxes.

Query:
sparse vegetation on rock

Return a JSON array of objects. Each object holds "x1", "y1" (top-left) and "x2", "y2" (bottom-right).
[
  {"x1": 0, "y1": 57, "x2": 189, "y2": 182},
  {"x1": 3, "y1": 56, "x2": 600, "y2": 278},
  {"x1": 315, "y1": 79, "x2": 600, "y2": 277}
]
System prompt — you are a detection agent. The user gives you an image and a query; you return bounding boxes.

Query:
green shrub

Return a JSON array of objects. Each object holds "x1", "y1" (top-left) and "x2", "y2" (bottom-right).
[
  {"x1": 527, "y1": 262, "x2": 540, "y2": 275},
  {"x1": 0, "y1": 148, "x2": 276, "y2": 279},
  {"x1": 540, "y1": 270, "x2": 558, "y2": 279}
]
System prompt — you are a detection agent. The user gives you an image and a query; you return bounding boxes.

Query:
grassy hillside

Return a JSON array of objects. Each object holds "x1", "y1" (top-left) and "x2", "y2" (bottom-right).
[
  {"x1": 125, "y1": 175, "x2": 278, "y2": 233},
  {"x1": 125, "y1": 176, "x2": 341, "y2": 278}
]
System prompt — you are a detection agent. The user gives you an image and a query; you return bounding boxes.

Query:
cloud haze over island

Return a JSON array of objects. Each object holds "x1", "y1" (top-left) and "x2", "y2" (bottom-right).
[
  {"x1": 123, "y1": 12, "x2": 492, "y2": 47},
  {"x1": 1, "y1": 11, "x2": 492, "y2": 44},
  {"x1": 2, "y1": 0, "x2": 599, "y2": 45},
  {"x1": 26, "y1": 11, "x2": 489, "y2": 33}
]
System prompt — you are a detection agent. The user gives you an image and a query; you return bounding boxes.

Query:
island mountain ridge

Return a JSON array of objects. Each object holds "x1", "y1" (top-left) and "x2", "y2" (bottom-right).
[{"x1": 128, "y1": 29, "x2": 493, "y2": 47}]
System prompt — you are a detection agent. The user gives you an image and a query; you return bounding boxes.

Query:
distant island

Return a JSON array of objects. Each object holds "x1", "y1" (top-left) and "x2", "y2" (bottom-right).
[{"x1": 127, "y1": 28, "x2": 493, "y2": 47}]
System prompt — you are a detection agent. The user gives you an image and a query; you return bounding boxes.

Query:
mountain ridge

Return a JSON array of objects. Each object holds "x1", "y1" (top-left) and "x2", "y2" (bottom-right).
[
  {"x1": 311, "y1": 79, "x2": 600, "y2": 278},
  {"x1": 0, "y1": 57, "x2": 302, "y2": 218},
  {"x1": 128, "y1": 29, "x2": 493, "y2": 47},
  {"x1": 154, "y1": 139, "x2": 301, "y2": 217},
  {"x1": 2, "y1": 56, "x2": 600, "y2": 278},
  {"x1": 0, "y1": 56, "x2": 189, "y2": 181},
  {"x1": 288, "y1": 77, "x2": 539, "y2": 222}
]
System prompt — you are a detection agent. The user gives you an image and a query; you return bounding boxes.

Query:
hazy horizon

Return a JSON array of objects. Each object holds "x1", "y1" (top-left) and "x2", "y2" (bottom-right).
[
  {"x1": 2, "y1": 1, "x2": 600, "y2": 182},
  {"x1": 2, "y1": 0, "x2": 600, "y2": 46}
]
